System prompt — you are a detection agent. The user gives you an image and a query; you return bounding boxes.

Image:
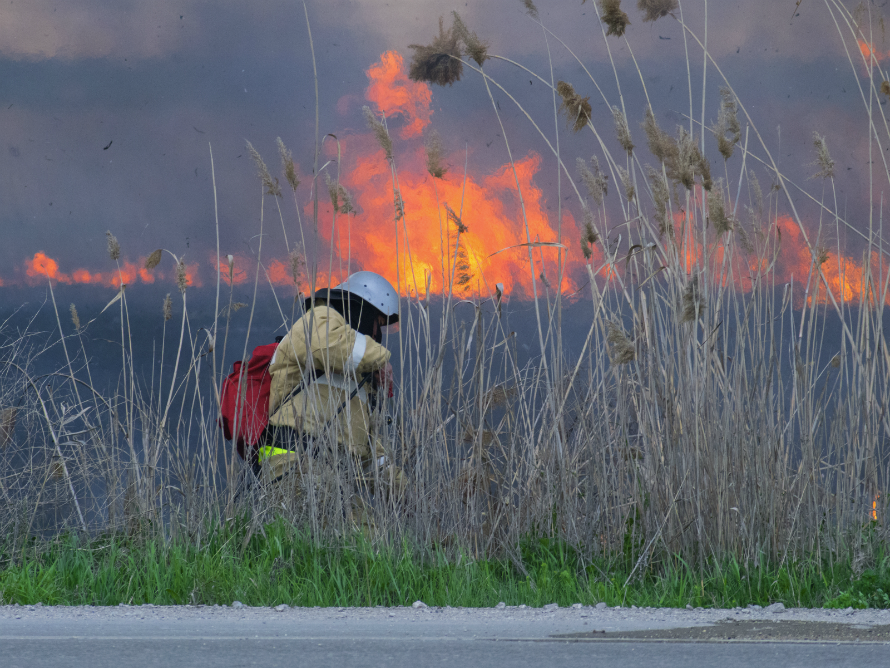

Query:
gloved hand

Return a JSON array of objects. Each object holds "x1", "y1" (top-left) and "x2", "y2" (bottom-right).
[{"x1": 373, "y1": 362, "x2": 394, "y2": 398}]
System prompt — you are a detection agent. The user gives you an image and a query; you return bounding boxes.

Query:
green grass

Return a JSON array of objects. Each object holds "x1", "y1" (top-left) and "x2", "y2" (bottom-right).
[{"x1": 2, "y1": 521, "x2": 889, "y2": 609}]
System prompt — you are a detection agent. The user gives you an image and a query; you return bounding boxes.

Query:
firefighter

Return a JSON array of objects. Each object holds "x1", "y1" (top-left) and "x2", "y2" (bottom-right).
[{"x1": 260, "y1": 271, "x2": 404, "y2": 520}]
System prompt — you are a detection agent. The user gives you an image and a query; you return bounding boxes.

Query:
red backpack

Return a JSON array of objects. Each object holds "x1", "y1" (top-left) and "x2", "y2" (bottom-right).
[{"x1": 219, "y1": 342, "x2": 278, "y2": 460}]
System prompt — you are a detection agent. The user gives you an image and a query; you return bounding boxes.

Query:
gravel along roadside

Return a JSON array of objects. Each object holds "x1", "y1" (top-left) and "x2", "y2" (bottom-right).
[
  {"x1": 1, "y1": 602, "x2": 890, "y2": 643},
  {"x1": 556, "y1": 619, "x2": 890, "y2": 642}
]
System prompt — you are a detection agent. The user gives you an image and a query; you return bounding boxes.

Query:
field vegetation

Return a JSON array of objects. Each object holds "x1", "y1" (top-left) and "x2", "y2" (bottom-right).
[{"x1": 2, "y1": 0, "x2": 890, "y2": 607}]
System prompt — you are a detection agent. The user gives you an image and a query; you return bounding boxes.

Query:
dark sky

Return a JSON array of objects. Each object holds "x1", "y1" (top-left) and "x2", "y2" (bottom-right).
[{"x1": 0, "y1": 0, "x2": 883, "y2": 305}]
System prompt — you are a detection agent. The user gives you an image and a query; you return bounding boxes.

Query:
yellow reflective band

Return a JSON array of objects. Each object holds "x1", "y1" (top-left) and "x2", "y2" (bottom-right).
[{"x1": 257, "y1": 445, "x2": 293, "y2": 462}]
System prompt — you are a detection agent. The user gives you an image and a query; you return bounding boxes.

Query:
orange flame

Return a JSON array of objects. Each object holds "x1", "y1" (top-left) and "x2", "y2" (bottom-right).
[
  {"x1": 22, "y1": 252, "x2": 197, "y2": 289},
  {"x1": 217, "y1": 255, "x2": 250, "y2": 286},
  {"x1": 267, "y1": 259, "x2": 291, "y2": 286},
  {"x1": 26, "y1": 252, "x2": 71, "y2": 284},
  {"x1": 857, "y1": 39, "x2": 890, "y2": 63},
  {"x1": 773, "y1": 217, "x2": 890, "y2": 306},
  {"x1": 873, "y1": 493, "x2": 880, "y2": 521},
  {"x1": 309, "y1": 51, "x2": 582, "y2": 299},
  {"x1": 659, "y1": 211, "x2": 890, "y2": 307},
  {"x1": 365, "y1": 51, "x2": 432, "y2": 139},
  {"x1": 320, "y1": 144, "x2": 579, "y2": 298},
  {"x1": 8, "y1": 53, "x2": 890, "y2": 307}
]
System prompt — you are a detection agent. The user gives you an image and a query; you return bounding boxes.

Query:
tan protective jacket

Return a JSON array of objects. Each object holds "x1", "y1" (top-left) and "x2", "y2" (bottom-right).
[{"x1": 267, "y1": 305, "x2": 390, "y2": 459}]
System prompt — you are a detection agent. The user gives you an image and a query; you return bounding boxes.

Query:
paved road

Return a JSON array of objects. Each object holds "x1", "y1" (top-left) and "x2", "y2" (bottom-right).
[{"x1": 2, "y1": 604, "x2": 888, "y2": 667}]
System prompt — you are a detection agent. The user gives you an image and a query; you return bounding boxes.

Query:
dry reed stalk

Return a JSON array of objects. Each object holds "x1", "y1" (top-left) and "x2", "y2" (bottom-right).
[{"x1": 0, "y1": 407, "x2": 16, "y2": 450}]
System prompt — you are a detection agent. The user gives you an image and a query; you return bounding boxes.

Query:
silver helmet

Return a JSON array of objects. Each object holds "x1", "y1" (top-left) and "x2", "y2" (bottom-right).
[{"x1": 311, "y1": 271, "x2": 399, "y2": 324}]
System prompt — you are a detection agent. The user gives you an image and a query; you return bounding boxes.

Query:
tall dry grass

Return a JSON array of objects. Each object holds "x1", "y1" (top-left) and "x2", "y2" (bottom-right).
[{"x1": 1, "y1": 1, "x2": 888, "y2": 579}]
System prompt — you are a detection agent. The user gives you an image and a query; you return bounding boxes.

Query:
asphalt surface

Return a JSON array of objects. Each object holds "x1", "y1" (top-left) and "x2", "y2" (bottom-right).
[{"x1": 2, "y1": 603, "x2": 889, "y2": 667}]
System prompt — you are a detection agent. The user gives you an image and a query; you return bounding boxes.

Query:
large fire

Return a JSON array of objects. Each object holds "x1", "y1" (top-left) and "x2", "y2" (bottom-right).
[{"x1": 5, "y1": 51, "x2": 888, "y2": 308}]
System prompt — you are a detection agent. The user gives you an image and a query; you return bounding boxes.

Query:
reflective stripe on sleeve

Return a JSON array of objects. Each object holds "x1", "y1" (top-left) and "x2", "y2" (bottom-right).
[
  {"x1": 315, "y1": 373, "x2": 368, "y2": 404},
  {"x1": 345, "y1": 334, "x2": 366, "y2": 373}
]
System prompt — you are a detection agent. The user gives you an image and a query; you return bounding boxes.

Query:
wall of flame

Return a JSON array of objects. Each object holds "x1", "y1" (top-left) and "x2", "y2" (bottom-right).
[{"x1": 7, "y1": 51, "x2": 888, "y2": 308}]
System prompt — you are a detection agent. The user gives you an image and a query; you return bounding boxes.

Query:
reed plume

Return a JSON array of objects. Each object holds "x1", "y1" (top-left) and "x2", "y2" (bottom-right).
[
  {"x1": 393, "y1": 191, "x2": 405, "y2": 222},
  {"x1": 246, "y1": 141, "x2": 282, "y2": 197},
  {"x1": 557, "y1": 81, "x2": 592, "y2": 133},
  {"x1": 325, "y1": 173, "x2": 355, "y2": 215},
  {"x1": 289, "y1": 248, "x2": 305, "y2": 286},
  {"x1": 408, "y1": 17, "x2": 463, "y2": 86},
  {"x1": 638, "y1": 0, "x2": 678, "y2": 22},
  {"x1": 613, "y1": 106, "x2": 635, "y2": 153},
  {"x1": 223, "y1": 302, "x2": 247, "y2": 317},
  {"x1": 618, "y1": 167, "x2": 635, "y2": 201},
  {"x1": 600, "y1": 0, "x2": 631, "y2": 37},
  {"x1": 276, "y1": 138, "x2": 300, "y2": 191},
  {"x1": 176, "y1": 259, "x2": 188, "y2": 293},
  {"x1": 711, "y1": 88, "x2": 741, "y2": 161},
  {"x1": 813, "y1": 132, "x2": 835, "y2": 179},
  {"x1": 425, "y1": 130, "x2": 448, "y2": 178},
  {"x1": 144, "y1": 249, "x2": 162, "y2": 271},
  {"x1": 522, "y1": 0, "x2": 539, "y2": 19},
  {"x1": 105, "y1": 231, "x2": 121, "y2": 261},
  {"x1": 445, "y1": 203, "x2": 471, "y2": 286},
  {"x1": 644, "y1": 109, "x2": 710, "y2": 190},
  {"x1": 643, "y1": 107, "x2": 675, "y2": 164},
  {"x1": 69, "y1": 304, "x2": 81, "y2": 332},
  {"x1": 680, "y1": 275, "x2": 704, "y2": 323},
  {"x1": 363, "y1": 106, "x2": 393, "y2": 161},
  {"x1": 451, "y1": 11, "x2": 489, "y2": 67},
  {"x1": 708, "y1": 178, "x2": 734, "y2": 235},
  {"x1": 647, "y1": 165, "x2": 672, "y2": 238},
  {"x1": 580, "y1": 207, "x2": 599, "y2": 260},
  {"x1": 578, "y1": 156, "x2": 609, "y2": 205},
  {"x1": 607, "y1": 320, "x2": 636, "y2": 364},
  {"x1": 445, "y1": 203, "x2": 468, "y2": 233},
  {"x1": 162, "y1": 293, "x2": 172, "y2": 321}
]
